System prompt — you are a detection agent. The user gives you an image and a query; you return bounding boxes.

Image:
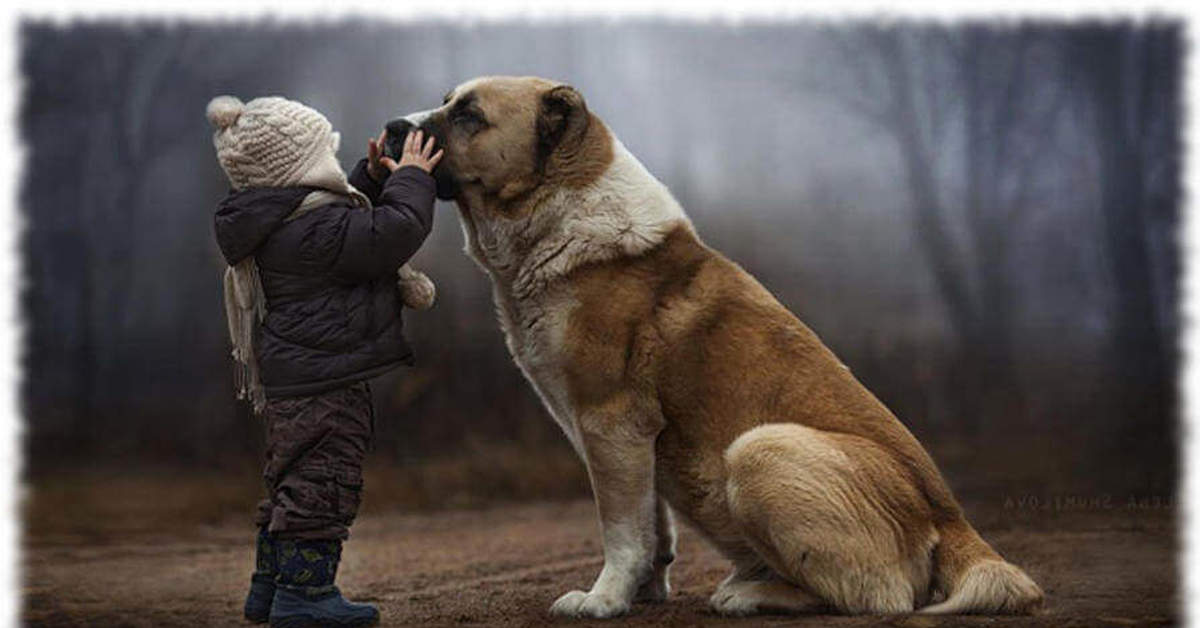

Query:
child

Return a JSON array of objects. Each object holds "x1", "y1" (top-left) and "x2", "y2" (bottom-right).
[{"x1": 208, "y1": 95, "x2": 442, "y2": 627}]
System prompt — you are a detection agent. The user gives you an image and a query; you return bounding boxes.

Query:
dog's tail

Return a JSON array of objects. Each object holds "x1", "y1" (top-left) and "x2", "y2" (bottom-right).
[{"x1": 918, "y1": 519, "x2": 1043, "y2": 615}]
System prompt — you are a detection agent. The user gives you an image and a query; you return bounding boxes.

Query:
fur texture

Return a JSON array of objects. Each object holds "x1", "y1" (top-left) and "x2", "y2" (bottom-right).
[{"x1": 404, "y1": 76, "x2": 1043, "y2": 618}]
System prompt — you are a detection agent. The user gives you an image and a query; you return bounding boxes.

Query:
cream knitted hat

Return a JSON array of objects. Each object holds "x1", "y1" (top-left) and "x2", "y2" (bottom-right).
[{"x1": 207, "y1": 95, "x2": 343, "y2": 190}]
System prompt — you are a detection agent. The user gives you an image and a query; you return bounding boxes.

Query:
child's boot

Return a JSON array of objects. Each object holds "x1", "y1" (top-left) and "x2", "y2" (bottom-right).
[
  {"x1": 269, "y1": 538, "x2": 379, "y2": 628},
  {"x1": 244, "y1": 527, "x2": 277, "y2": 623}
]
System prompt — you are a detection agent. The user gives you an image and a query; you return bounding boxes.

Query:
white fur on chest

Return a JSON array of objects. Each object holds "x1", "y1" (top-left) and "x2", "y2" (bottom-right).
[
  {"x1": 499, "y1": 284, "x2": 586, "y2": 456},
  {"x1": 459, "y1": 133, "x2": 690, "y2": 458}
]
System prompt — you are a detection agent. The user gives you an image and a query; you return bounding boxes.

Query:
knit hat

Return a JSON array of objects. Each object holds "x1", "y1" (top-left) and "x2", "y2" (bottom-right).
[{"x1": 207, "y1": 95, "x2": 345, "y2": 191}]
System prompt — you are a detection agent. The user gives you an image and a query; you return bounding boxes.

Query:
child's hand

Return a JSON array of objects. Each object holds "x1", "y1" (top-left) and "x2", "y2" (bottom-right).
[
  {"x1": 366, "y1": 129, "x2": 388, "y2": 182},
  {"x1": 380, "y1": 129, "x2": 443, "y2": 174}
]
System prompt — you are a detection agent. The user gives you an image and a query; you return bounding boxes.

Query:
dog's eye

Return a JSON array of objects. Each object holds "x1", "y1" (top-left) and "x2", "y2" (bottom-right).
[{"x1": 452, "y1": 110, "x2": 486, "y2": 133}]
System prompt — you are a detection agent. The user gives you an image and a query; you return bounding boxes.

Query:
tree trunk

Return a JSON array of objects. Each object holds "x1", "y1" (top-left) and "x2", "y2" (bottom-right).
[{"x1": 1072, "y1": 27, "x2": 1174, "y2": 491}]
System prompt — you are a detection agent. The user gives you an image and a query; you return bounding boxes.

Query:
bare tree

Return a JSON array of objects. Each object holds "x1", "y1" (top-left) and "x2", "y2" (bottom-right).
[
  {"x1": 811, "y1": 25, "x2": 1074, "y2": 430},
  {"x1": 1064, "y1": 23, "x2": 1179, "y2": 487}
]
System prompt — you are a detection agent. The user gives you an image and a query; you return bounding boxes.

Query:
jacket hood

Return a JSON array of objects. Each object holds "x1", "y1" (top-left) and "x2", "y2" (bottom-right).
[{"x1": 213, "y1": 187, "x2": 314, "y2": 265}]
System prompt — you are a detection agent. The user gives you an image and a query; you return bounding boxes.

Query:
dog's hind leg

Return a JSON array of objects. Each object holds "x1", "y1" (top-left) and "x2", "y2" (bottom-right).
[
  {"x1": 710, "y1": 562, "x2": 825, "y2": 616},
  {"x1": 724, "y1": 423, "x2": 936, "y2": 615}
]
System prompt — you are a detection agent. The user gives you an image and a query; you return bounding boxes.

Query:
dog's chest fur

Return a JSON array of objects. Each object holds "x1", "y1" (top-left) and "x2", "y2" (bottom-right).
[
  {"x1": 499, "y1": 280, "x2": 585, "y2": 453},
  {"x1": 457, "y1": 137, "x2": 690, "y2": 454}
]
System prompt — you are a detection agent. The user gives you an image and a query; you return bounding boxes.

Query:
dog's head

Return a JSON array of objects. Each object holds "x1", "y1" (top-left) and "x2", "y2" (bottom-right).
[{"x1": 385, "y1": 76, "x2": 610, "y2": 213}]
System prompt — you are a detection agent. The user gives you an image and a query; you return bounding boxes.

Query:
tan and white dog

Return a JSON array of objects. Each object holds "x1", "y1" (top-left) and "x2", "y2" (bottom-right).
[{"x1": 387, "y1": 76, "x2": 1043, "y2": 619}]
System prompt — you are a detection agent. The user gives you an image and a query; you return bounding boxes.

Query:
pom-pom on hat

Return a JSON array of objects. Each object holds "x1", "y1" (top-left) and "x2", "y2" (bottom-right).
[{"x1": 207, "y1": 95, "x2": 338, "y2": 190}]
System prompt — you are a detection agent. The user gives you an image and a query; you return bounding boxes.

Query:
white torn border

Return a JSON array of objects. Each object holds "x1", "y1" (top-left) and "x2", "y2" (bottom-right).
[{"x1": 0, "y1": 2, "x2": 1195, "y2": 628}]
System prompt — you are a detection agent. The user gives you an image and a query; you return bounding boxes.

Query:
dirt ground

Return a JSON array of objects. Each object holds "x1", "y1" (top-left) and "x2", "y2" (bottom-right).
[{"x1": 23, "y1": 492, "x2": 1177, "y2": 628}]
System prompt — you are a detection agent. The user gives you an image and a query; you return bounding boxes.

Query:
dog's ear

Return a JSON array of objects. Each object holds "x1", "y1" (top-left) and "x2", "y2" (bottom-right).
[{"x1": 536, "y1": 84, "x2": 589, "y2": 171}]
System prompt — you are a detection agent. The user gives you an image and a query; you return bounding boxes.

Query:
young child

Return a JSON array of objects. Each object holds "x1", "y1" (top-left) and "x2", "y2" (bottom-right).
[{"x1": 208, "y1": 95, "x2": 442, "y2": 627}]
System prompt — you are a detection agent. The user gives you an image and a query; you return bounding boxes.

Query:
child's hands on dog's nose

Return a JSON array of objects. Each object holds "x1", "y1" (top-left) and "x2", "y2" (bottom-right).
[
  {"x1": 366, "y1": 129, "x2": 388, "y2": 182},
  {"x1": 380, "y1": 129, "x2": 444, "y2": 175}
]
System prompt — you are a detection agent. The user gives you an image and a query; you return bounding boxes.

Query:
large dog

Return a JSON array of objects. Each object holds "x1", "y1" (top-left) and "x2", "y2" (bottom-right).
[{"x1": 387, "y1": 76, "x2": 1043, "y2": 619}]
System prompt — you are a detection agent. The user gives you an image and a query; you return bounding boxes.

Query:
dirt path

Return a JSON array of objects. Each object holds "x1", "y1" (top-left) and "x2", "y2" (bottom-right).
[{"x1": 25, "y1": 499, "x2": 1177, "y2": 627}]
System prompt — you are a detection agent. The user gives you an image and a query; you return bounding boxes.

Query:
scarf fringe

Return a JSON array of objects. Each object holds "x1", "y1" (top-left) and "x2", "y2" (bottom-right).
[{"x1": 224, "y1": 258, "x2": 267, "y2": 414}]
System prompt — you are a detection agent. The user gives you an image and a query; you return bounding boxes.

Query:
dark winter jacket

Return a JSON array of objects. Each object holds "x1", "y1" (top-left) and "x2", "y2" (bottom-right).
[{"x1": 214, "y1": 159, "x2": 435, "y2": 398}]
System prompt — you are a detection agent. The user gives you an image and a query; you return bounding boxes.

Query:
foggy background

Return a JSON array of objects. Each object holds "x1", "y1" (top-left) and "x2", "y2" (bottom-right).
[{"x1": 19, "y1": 21, "x2": 1179, "y2": 513}]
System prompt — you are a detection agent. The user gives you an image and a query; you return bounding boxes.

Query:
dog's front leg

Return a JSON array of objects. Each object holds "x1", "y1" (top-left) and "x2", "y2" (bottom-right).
[
  {"x1": 634, "y1": 498, "x2": 676, "y2": 603},
  {"x1": 550, "y1": 404, "x2": 660, "y2": 619}
]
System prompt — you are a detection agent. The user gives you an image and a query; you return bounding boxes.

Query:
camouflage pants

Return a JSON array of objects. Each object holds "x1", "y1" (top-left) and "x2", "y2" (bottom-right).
[{"x1": 254, "y1": 381, "x2": 374, "y2": 540}]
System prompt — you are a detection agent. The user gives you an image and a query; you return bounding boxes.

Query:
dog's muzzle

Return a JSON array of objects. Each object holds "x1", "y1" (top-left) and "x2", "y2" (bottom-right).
[
  {"x1": 384, "y1": 110, "x2": 458, "y2": 200},
  {"x1": 382, "y1": 119, "x2": 415, "y2": 162},
  {"x1": 383, "y1": 109, "x2": 436, "y2": 160}
]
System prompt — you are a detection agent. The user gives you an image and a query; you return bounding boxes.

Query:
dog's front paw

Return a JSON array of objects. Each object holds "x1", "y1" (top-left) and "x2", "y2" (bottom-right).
[{"x1": 549, "y1": 590, "x2": 630, "y2": 619}]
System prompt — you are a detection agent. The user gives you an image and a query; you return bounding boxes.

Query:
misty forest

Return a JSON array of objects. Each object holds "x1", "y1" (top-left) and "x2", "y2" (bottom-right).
[{"x1": 21, "y1": 21, "x2": 1179, "y2": 503}]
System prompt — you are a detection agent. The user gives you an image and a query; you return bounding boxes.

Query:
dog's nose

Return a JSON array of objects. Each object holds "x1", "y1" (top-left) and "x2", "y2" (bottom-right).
[
  {"x1": 383, "y1": 118, "x2": 415, "y2": 160},
  {"x1": 388, "y1": 117, "x2": 432, "y2": 160},
  {"x1": 384, "y1": 114, "x2": 444, "y2": 162},
  {"x1": 386, "y1": 117, "x2": 415, "y2": 139},
  {"x1": 381, "y1": 117, "x2": 415, "y2": 160}
]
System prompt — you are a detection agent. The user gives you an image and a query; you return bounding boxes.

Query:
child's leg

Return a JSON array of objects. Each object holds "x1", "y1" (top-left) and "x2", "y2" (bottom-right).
[
  {"x1": 243, "y1": 411, "x2": 289, "y2": 623},
  {"x1": 258, "y1": 381, "x2": 373, "y2": 541},
  {"x1": 242, "y1": 527, "x2": 276, "y2": 623},
  {"x1": 255, "y1": 382, "x2": 378, "y2": 626}
]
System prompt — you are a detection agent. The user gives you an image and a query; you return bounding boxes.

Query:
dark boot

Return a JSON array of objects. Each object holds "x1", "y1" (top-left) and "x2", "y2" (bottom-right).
[
  {"x1": 269, "y1": 538, "x2": 378, "y2": 628},
  {"x1": 244, "y1": 527, "x2": 276, "y2": 623}
]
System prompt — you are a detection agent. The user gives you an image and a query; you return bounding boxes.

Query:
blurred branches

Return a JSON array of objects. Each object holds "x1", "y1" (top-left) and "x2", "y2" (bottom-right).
[
  {"x1": 1062, "y1": 24, "x2": 1180, "y2": 485},
  {"x1": 809, "y1": 24, "x2": 1175, "y2": 454}
]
